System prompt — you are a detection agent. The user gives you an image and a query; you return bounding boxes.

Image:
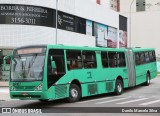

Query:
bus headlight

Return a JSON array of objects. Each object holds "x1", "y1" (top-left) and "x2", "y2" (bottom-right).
[
  {"x1": 10, "y1": 86, "x2": 15, "y2": 90},
  {"x1": 35, "y1": 84, "x2": 43, "y2": 91}
]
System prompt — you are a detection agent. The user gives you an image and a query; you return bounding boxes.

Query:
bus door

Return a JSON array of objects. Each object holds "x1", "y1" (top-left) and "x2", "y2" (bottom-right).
[
  {"x1": 82, "y1": 51, "x2": 98, "y2": 95},
  {"x1": 126, "y1": 49, "x2": 136, "y2": 87},
  {"x1": 47, "y1": 49, "x2": 66, "y2": 89},
  {"x1": 82, "y1": 51, "x2": 97, "y2": 79}
]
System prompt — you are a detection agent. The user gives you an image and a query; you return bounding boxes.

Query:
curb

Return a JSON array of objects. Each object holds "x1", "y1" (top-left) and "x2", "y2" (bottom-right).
[{"x1": 0, "y1": 81, "x2": 9, "y2": 87}]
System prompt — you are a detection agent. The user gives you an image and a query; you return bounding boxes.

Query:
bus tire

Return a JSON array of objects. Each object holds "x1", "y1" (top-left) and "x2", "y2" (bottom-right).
[
  {"x1": 67, "y1": 84, "x2": 81, "y2": 102},
  {"x1": 145, "y1": 73, "x2": 150, "y2": 86},
  {"x1": 115, "y1": 79, "x2": 123, "y2": 95}
]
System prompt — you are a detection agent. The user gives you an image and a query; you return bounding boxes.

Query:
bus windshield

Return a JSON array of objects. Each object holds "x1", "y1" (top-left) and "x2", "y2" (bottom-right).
[{"x1": 11, "y1": 54, "x2": 45, "y2": 81}]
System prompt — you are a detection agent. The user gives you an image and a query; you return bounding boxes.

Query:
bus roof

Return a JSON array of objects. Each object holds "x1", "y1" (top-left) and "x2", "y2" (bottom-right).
[
  {"x1": 132, "y1": 47, "x2": 155, "y2": 52},
  {"x1": 13, "y1": 44, "x2": 155, "y2": 52},
  {"x1": 47, "y1": 44, "x2": 126, "y2": 52},
  {"x1": 47, "y1": 44, "x2": 155, "y2": 52}
]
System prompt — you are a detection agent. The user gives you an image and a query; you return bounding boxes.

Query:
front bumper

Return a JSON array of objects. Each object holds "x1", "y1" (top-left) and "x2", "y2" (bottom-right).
[{"x1": 10, "y1": 90, "x2": 50, "y2": 100}]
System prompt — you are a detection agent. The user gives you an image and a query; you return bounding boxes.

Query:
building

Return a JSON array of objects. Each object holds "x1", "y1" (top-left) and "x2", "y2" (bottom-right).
[
  {"x1": 120, "y1": 0, "x2": 160, "y2": 57},
  {"x1": 96, "y1": 0, "x2": 120, "y2": 11},
  {"x1": 0, "y1": 0, "x2": 128, "y2": 84}
]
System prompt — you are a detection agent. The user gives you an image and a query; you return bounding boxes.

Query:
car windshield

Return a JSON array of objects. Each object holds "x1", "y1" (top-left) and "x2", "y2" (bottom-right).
[{"x1": 11, "y1": 54, "x2": 45, "y2": 81}]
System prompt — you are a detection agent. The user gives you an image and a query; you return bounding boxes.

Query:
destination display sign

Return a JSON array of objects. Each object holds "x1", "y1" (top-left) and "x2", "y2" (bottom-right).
[
  {"x1": 0, "y1": 4, "x2": 55, "y2": 27},
  {"x1": 16, "y1": 48, "x2": 46, "y2": 55}
]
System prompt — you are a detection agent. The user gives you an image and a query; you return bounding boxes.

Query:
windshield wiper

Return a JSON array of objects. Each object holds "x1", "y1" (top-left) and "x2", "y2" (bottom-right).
[
  {"x1": 27, "y1": 53, "x2": 38, "y2": 77},
  {"x1": 21, "y1": 61, "x2": 26, "y2": 78}
]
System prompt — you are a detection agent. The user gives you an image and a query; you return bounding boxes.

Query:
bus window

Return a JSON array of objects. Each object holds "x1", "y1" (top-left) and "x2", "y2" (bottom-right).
[
  {"x1": 48, "y1": 49, "x2": 65, "y2": 74},
  {"x1": 135, "y1": 53, "x2": 141, "y2": 65},
  {"x1": 82, "y1": 51, "x2": 97, "y2": 68},
  {"x1": 117, "y1": 52, "x2": 126, "y2": 67},
  {"x1": 152, "y1": 51, "x2": 156, "y2": 62},
  {"x1": 101, "y1": 52, "x2": 108, "y2": 68},
  {"x1": 108, "y1": 52, "x2": 117, "y2": 68},
  {"x1": 140, "y1": 52, "x2": 145, "y2": 64},
  {"x1": 144, "y1": 52, "x2": 150, "y2": 63},
  {"x1": 149, "y1": 51, "x2": 154, "y2": 62},
  {"x1": 66, "y1": 50, "x2": 82, "y2": 70}
]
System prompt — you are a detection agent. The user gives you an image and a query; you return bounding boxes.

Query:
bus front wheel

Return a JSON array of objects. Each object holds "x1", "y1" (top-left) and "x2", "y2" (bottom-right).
[
  {"x1": 67, "y1": 84, "x2": 81, "y2": 102},
  {"x1": 115, "y1": 80, "x2": 123, "y2": 95}
]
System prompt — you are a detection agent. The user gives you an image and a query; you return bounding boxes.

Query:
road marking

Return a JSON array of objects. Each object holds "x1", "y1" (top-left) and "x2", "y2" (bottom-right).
[
  {"x1": 140, "y1": 99, "x2": 160, "y2": 106},
  {"x1": 116, "y1": 98, "x2": 149, "y2": 104},
  {"x1": 95, "y1": 97, "x2": 129, "y2": 104},
  {"x1": 77, "y1": 97, "x2": 112, "y2": 103}
]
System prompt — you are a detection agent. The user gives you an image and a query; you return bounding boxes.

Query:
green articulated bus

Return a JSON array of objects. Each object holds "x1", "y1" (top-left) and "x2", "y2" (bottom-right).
[{"x1": 3, "y1": 45, "x2": 157, "y2": 102}]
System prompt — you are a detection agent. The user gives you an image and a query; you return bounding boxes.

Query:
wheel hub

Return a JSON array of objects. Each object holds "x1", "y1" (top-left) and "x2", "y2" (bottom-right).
[
  {"x1": 71, "y1": 88, "x2": 78, "y2": 98},
  {"x1": 117, "y1": 83, "x2": 122, "y2": 92}
]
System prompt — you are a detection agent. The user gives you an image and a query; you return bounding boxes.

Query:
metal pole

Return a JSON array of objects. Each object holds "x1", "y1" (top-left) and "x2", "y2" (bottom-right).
[
  {"x1": 129, "y1": 0, "x2": 135, "y2": 48},
  {"x1": 55, "y1": 0, "x2": 58, "y2": 45}
]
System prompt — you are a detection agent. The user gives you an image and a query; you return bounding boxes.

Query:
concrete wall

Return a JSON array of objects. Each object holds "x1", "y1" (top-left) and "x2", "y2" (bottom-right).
[
  {"x1": 0, "y1": 0, "x2": 120, "y2": 84},
  {"x1": 0, "y1": 0, "x2": 119, "y2": 48}
]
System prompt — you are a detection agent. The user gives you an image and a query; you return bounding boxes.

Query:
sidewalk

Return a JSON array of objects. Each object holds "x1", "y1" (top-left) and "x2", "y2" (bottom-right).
[
  {"x1": 0, "y1": 81, "x2": 9, "y2": 87},
  {"x1": 0, "y1": 87, "x2": 11, "y2": 101}
]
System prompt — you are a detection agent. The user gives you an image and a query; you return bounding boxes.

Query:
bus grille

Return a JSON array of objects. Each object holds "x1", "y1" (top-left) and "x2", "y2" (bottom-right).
[
  {"x1": 106, "y1": 82, "x2": 113, "y2": 92},
  {"x1": 55, "y1": 85, "x2": 67, "y2": 98},
  {"x1": 14, "y1": 86, "x2": 35, "y2": 91},
  {"x1": 88, "y1": 84, "x2": 97, "y2": 95}
]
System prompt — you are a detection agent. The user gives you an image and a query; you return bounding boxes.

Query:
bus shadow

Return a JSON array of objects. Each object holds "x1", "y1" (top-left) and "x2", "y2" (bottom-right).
[
  {"x1": 17, "y1": 99, "x2": 69, "y2": 108},
  {"x1": 123, "y1": 82, "x2": 154, "y2": 93}
]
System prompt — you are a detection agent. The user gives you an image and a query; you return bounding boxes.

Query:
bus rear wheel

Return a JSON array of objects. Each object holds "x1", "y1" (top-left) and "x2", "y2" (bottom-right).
[
  {"x1": 145, "y1": 73, "x2": 150, "y2": 86},
  {"x1": 67, "y1": 84, "x2": 81, "y2": 102},
  {"x1": 115, "y1": 79, "x2": 123, "y2": 95}
]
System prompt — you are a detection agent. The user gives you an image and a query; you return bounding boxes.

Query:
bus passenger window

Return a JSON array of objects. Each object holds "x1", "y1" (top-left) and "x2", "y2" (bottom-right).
[
  {"x1": 66, "y1": 50, "x2": 82, "y2": 70},
  {"x1": 152, "y1": 51, "x2": 156, "y2": 62},
  {"x1": 135, "y1": 53, "x2": 141, "y2": 65},
  {"x1": 118, "y1": 52, "x2": 126, "y2": 67},
  {"x1": 140, "y1": 52, "x2": 145, "y2": 64},
  {"x1": 149, "y1": 51, "x2": 156, "y2": 62},
  {"x1": 101, "y1": 52, "x2": 108, "y2": 68},
  {"x1": 145, "y1": 52, "x2": 149, "y2": 63},
  {"x1": 108, "y1": 52, "x2": 117, "y2": 68},
  {"x1": 82, "y1": 51, "x2": 97, "y2": 69}
]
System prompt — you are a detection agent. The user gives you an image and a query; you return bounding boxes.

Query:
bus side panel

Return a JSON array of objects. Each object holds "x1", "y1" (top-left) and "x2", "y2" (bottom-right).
[
  {"x1": 107, "y1": 67, "x2": 129, "y2": 89},
  {"x1": 135, "y1": 62, "x2": 157, "y2": 85},
  {"x1": 81, "y1": 81, "x2": 116, "y2": 97},
  {"x1": 135, "y1": 65, "x2": 147, "y2": 85},
  {"x1": 123, "y1": 78, "x2": 129, "y2": 88},
  {"x1": 150, "y1": 62, "x2": 157, "y2": 79}
]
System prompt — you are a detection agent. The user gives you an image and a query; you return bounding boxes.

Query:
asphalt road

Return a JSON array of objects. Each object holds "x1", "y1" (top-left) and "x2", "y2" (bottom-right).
[{"x1": 0, "y1": 76, "x2": 160, "y2": 115}]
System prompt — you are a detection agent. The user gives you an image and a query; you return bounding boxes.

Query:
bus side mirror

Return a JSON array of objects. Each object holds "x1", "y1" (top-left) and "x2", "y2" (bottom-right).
[{"x1": 3, "y1": 55, "x2": 11, "y2": 71}]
